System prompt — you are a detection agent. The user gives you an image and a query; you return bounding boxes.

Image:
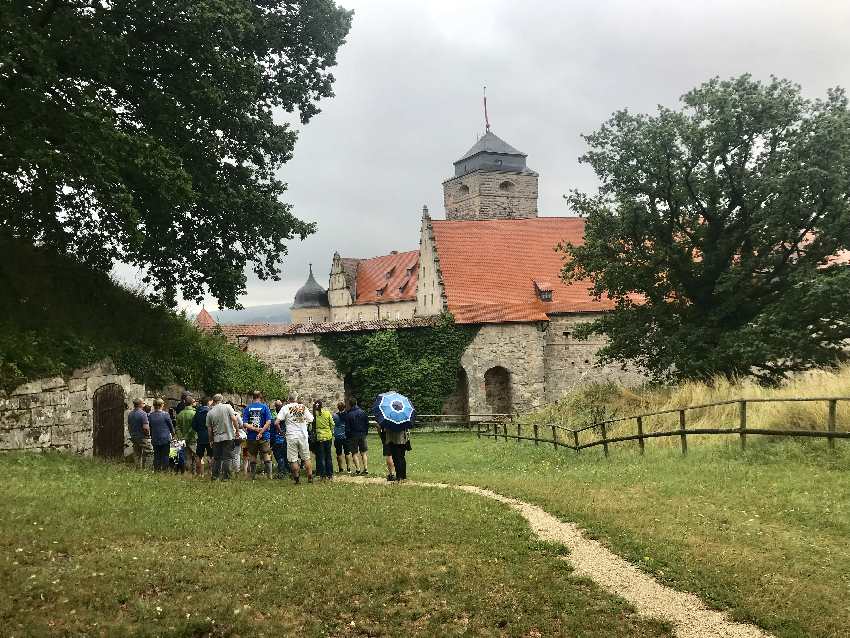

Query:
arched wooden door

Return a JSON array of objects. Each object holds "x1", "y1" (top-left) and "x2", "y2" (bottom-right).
[{"x1": 92, "y1": 383, "x2": 127, "y2": 458}]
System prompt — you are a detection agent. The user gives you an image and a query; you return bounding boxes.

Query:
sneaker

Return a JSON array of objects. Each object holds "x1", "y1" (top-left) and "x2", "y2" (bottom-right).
[
  {"x1": 387, "y1": 474, "x2": 396, "y2": 482},
  {"x1": 363, "y1": 469, "x2": 369, "y2": 475},
  {"x1": 354, "y1": 470, "x2": 362, "y2": 475}
]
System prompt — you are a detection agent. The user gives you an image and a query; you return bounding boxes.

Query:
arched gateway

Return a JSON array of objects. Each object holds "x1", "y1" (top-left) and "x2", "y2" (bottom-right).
[
  {"x1": 92, "y1": 383, "x2": 126, "y2": 458},
  {"x1": 484, "y1": 366, "x2": 512, "y2": 414}
]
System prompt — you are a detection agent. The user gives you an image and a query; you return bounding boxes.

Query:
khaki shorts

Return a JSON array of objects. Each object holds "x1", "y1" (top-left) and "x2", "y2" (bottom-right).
[
  {"x1": 286, "y1": 436, "x2": 310, "y2": 463},
  {"x1": 246, "y1": 438, "x2": 272, "y2": 460},
  {"x1": 131, "y1": 436, "x2": 153, "y2": 458}
]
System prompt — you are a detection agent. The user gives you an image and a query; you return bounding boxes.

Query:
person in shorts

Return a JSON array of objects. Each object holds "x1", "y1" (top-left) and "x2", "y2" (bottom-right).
[
  {"x1": 127, "y1": 398, "x2": 152, "y2": 469},
  {"x1": 275, "y1": 395, "x2": 313, "y2": 484},
  {"x1": 344, "y1": 398, "x2": 369, "y2": 475},
  {"x1": 332, "y1": 401, "x2": 351, "y2": 474},
  {"x1": 242, "y1": 390, "x2": 273, "y2": 480},
  {"x1": 191, "y1": 397, "x2": 213, "y2": 476}
]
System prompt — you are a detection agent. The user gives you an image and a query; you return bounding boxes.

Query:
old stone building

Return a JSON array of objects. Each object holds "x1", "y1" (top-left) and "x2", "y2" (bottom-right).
[{"x1": 217, "y1": 129, "x2": 643, "y2": 414}]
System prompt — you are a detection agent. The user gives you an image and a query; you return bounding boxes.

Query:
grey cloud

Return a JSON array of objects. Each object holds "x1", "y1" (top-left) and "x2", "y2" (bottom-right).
[{"x1": 173, "y1": 0, "x2": 850, "y2": 309}]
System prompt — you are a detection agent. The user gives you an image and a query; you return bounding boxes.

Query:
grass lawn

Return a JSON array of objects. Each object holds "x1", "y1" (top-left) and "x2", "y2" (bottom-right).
[
  {"x1": 409, "y1": 433, "x2": 850, "y2": 638},
  {"x1": 0, "y1": 453, "x2": 672, "y2": 638}
]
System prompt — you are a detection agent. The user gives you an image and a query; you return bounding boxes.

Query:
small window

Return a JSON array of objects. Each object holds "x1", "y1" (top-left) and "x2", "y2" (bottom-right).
[
  {"x1": 457, "y1": 184, "x2": 470, "y2": 197},
  {"x1": 358, "y1": 312, "x2": 363, "y2": 321},
  {"x1": 540, "y1": 290, "x2": 552, "y2": 302},
  {"x1": 499, "y1": 180, "x2": 515, "y2": 193},
  {"x1": 307, "y1": 316, "x2": 312, "y2": 323},
  {"x1": 563, "y1": 331, "x2": 571, "y2": 339}
]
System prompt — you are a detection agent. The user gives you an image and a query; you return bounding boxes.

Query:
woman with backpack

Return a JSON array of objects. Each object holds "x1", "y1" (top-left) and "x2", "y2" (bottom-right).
[{"x1": 312, "y1": 400, "x2": 335, "y2": 480}]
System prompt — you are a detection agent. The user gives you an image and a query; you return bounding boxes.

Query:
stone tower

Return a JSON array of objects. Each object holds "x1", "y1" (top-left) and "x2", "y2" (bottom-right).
[{"x1": 442, "y1": 131, "x2": 538, "y2": 220}]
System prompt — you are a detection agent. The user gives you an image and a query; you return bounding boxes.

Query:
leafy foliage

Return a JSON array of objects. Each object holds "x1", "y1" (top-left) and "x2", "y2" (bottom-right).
[
  {"x1": 561, "y1": 75, "x2": 850, "y2": 383},
  {"x1": 0, "y1": 1, "x2": 352, "y2": 307},
  {"x1": 0, "y1": 240, "x2": 286, "y2": 396},
  {"x1": 316, "y1": 315, "x2": 479, "y2": 414}
]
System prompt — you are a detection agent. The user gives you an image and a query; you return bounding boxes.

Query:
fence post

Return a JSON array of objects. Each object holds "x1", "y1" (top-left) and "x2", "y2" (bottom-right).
[
  {"x1": 533, "y1": 423, "x2": 539, "y2": 445},
  {"x1": 739, "y1": 400, "x2": 747, "y2": 450},
  {"x1": 551, "y1": 424, "x2": 557, "y2": 448},
  {"x1": 476, "y1": 420, "x2": 481, "y2": 439},
  {"x1": 636, "y1": 416, "x2": 645, "y2": 455},
  {"x1": 828, "y1": 399, "x2": 837, "y2": 451},
  {"x1": 572, "y1": 429, "x2": 580, "y2": 453},
  {"x1": 601, "y1": 422, "x2": 609, "y2": 457},
  {"x1": 503, "y1": 422, "x2": 508, "y2": 442},
  {"x1": 679, "y1": 409, "x2": 687, "y2": 455},
  {"x1": 516, "y1": 422, "x2": 521, "y2": 443}
]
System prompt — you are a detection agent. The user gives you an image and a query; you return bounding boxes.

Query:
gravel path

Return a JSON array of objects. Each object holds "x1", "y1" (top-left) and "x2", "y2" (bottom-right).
[{"x1": 337, "y1": 475, "x2": 773, "y2": 638}]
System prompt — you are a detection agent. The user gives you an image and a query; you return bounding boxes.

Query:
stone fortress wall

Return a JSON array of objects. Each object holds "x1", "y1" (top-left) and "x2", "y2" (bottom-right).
[
  {"x1": 0, "y1": 360, "x2": 245, "y2": 457},
  {"x1": 242, "y1": 315, "x2": 643, "y2": 417},
  {"x1": 0, "y1": 360, "x2": 146, "y2": 455}
]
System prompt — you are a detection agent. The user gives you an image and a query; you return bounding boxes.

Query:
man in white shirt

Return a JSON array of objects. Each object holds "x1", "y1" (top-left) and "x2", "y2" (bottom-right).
[{"x1": 275, "y1": 395, "x2": 314, "y2": 484}]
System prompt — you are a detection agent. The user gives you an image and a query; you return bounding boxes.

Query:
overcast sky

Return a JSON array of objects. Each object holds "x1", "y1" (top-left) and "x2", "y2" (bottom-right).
[{"x1": 142, "y1": 0, "x2": 850, "y2": 311}]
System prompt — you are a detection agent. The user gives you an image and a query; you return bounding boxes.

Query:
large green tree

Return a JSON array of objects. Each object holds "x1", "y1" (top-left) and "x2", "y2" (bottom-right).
[
  {"x1": 0, "y1": 0, "x2": 352, "y2": 307},
  {"x1": 561, "y1": 75, "x2": 850, "y2": 383}
]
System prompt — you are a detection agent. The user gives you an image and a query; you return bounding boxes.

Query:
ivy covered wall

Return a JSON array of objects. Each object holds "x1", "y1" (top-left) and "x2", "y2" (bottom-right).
[{"x1": 315, "y1": 315, "x2": 479, "y2": 414}]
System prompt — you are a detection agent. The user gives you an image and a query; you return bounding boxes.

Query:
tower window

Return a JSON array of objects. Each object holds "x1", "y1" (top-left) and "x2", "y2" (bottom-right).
[
  {"x1": 499, "y1": 180, "x2": 515, "y2": 193},
  {"x1": 457, "y1": 184, "x2": 470, "y2": 198}
]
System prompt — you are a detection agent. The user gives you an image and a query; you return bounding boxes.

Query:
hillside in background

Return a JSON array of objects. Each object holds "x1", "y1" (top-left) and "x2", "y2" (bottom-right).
[
  {"x1": 0, "y1": 240, "x2": 286, "y2": 395},
  {"x1": 212, "y1": 303, "x2": 292, "y2": 325}
]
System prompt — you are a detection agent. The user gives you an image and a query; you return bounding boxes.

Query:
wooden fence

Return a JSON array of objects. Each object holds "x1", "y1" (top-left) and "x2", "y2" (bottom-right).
[{"x1": 410, "y1": 398, "x2": 850, "y2": 455}]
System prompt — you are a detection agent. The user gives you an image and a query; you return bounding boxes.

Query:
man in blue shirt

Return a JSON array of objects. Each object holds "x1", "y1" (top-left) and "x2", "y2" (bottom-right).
[
  {"x1": 345, "y1": 398, "x2": 369, "y2": 475},
  {"x1": 127, "y1": 398, "x2": 152, "y2": 469},
  {"x1": 242, "y1": 390, "x2": 273, "y2": 480},
  {"x1": 148, "y1": 398, "x2": 176, "y2": 472}
]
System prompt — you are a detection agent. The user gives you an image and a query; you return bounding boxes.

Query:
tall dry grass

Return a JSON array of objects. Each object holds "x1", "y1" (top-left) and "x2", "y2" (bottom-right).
[{"x1": 529, "y1": 366, "x2": 850, "y2": 448}]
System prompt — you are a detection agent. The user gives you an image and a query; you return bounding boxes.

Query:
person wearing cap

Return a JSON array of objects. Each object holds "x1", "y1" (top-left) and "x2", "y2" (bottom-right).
[{"x1": 127, "y1": 398, "x2": 152, "y2": 469}]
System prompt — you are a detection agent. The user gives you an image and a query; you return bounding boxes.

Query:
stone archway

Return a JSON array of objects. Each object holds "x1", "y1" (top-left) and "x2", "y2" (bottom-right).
[
  {"x1": 441, "y1": 367, "x2": 470, "y2": 420},
  {"x1": 484, "y1": 366, "x2": 512, "y2": 415},
  {"x1": 92, "y1": 383, "x2": 127, "y2": 458}
]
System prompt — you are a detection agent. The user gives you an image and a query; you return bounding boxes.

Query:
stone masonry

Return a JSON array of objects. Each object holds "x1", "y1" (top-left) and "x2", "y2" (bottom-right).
[
  {"x1": 0, "y1": 360, "x2": 146, "y2": 455},
  {"x1": 443, "y1": 169, "x2": 538, "y2": 220}
]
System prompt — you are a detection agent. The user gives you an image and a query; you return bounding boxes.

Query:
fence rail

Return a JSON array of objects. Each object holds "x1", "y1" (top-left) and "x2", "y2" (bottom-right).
[{"x1": 425, "y1": 397, "x2": 849, "y2": 455}]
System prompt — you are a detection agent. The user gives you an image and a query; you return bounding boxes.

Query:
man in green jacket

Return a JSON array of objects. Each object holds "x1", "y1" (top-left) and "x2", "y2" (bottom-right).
[{"x1": 175, "y1": 396, "x2": 198, "y2": 475}]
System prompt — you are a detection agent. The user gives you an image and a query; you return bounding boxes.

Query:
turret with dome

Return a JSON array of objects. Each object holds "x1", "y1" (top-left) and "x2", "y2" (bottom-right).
[{"x1": 290, "y1": 264, "x2": 330, "y2": 324}]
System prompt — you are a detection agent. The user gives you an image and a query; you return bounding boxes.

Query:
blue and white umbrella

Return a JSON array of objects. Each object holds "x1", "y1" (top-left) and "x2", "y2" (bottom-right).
[{"x1": 372, "y1": 392, "x2": 415, "y2": 431}]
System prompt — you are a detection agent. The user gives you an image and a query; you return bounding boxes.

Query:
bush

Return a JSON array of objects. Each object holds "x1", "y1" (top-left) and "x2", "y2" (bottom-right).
[{"x1": 0, "y1": 240, "x2": 286, "y2": 396}]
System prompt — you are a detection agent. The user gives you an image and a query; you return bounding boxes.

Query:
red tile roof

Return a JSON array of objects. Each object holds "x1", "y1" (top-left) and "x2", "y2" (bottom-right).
[
  {"x1": 195, "y1": 308, "x2": 216, "y2": 329},
  {"x1": 353, "y1": 250, "x2": 419, "y2": 305},
  {"x1": 431, "y1": 217, "x2": 614, "y2": 323},
  {"x1": 219, "y1": 317, "x2": 438, "y2": 339}
]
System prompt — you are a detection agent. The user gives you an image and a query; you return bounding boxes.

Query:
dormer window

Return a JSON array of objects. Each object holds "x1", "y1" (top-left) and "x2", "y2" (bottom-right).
[
  {"x1": 385, "y1": 266, "x2": 396, "y2": 280},
  {"x1": 376, "y1": 286, "x2": 385, "y2": 297},
  {"x1": 533, "y1": 279, "x2": 553, "y2": 302}
]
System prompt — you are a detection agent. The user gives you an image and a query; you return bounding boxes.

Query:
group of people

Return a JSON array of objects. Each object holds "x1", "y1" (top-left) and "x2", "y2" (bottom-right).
[{"x1": 126, "y1": 390, "x2": 411, "y2": 483}]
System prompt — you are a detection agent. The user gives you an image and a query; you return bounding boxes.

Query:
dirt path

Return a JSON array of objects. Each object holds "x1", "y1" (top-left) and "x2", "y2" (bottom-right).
[{"x1": 337, "y1": 475, "x2": 773, "y2": 638}]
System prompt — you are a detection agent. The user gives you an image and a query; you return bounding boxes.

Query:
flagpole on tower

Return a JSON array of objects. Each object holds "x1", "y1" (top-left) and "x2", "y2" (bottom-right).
[{"x1": 483, "y1": 86, "x2": 490, "y2": 133}]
